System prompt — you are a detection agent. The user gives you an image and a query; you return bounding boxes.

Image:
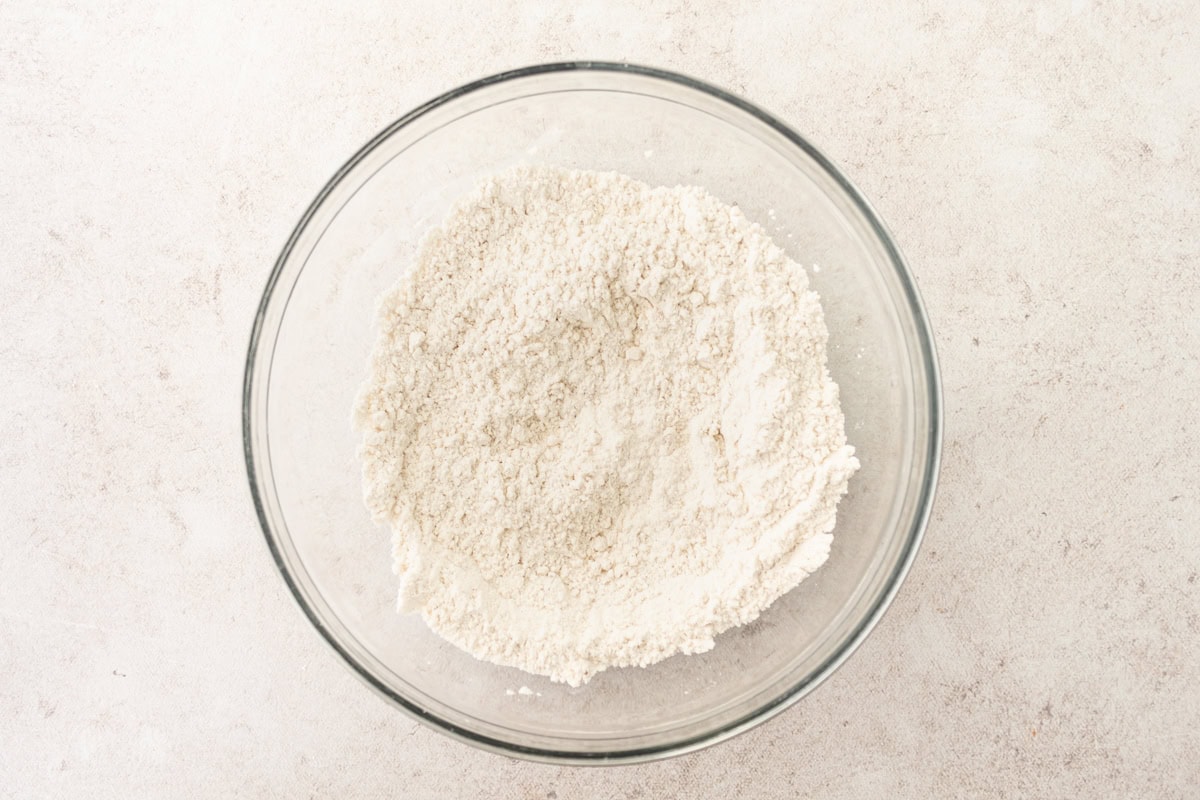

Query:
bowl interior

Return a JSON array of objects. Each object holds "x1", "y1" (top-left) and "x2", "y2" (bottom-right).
[{"x1": 246, "y1": 65, "x2": 937, "y2": 760}]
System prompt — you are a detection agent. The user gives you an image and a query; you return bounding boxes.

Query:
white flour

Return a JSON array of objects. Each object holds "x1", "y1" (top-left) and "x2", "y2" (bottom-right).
[{"x1": 354, "y1": 166, "x2": 859, "y2": 686}]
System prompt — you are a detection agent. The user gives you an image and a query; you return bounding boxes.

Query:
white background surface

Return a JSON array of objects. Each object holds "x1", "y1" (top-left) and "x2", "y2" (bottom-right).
[{"x1": 3, "y1": 1, "x2": 1198, "y2": 797}]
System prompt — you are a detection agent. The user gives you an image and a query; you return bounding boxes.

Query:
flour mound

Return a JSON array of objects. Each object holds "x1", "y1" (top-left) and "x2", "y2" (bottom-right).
[{"x1": 354, "y1": 166, "x2": 859, "y2": 686}]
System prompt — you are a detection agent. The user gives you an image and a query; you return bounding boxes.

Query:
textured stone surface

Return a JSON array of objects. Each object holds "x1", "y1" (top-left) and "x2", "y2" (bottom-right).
[{"x1": 2, "y1": 1, "x2": 1197, "y2": 797}]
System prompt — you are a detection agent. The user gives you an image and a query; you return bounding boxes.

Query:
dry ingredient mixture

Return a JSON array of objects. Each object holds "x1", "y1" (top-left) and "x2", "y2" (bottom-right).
[{"x1": 354, "y1": 166, "x2": 859, "y2": 686}]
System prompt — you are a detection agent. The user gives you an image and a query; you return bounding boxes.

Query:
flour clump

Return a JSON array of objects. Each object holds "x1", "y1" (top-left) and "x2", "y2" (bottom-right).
[{"x1": 354, "y1": 166, "x2": 859, "y2": 686}]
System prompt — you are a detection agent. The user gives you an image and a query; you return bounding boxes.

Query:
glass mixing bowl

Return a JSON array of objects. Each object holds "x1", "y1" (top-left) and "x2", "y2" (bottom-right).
[{"x1": 243, "y1": 62, "x2": 941, "y2": 763}]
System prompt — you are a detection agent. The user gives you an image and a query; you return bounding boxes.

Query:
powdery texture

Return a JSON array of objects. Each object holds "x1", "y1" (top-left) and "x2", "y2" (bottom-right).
[{"x1": 354, "y1": 166, "x2": 859, "y2": 686}]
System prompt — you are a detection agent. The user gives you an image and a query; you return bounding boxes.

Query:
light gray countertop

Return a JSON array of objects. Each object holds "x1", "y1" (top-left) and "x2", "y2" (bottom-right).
[{"x1": 3, "y1": 2, "x2": 1197, "y2": 797}]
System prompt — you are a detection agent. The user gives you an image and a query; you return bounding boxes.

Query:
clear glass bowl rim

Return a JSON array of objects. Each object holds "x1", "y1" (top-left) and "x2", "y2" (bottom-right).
[{"x1": 242, "y1": 60, "x2": 943, "y2": 765}]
